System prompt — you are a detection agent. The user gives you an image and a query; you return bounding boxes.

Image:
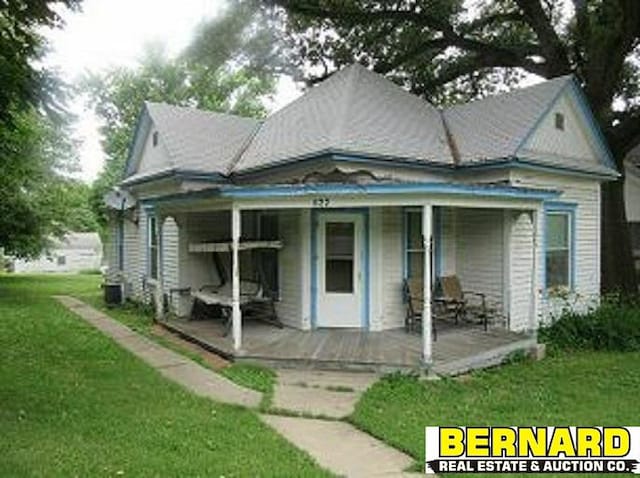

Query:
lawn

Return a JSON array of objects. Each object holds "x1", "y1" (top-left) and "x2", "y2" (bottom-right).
[
  {"x1": 351, "y1": 351, "x2": 640, "y2": 477},
  {"x1": 0, "y1": 274, "x2": 331, "y2": 477}
]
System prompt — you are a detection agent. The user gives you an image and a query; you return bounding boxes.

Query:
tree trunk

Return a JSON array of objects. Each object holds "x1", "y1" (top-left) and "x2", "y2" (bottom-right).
[{"x1": 601, "y1": 174, "x2": 638, "y2": 294}]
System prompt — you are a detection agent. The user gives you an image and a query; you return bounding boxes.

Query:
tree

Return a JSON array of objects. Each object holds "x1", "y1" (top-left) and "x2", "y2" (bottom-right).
[
  {"x1": 0, "y1": 1, "x2": 93, "y2": 258},
  {"x1": 0, "y1": 0, "x2": 81, "y2": 125},
  {"x1": 273, "y1": 0, "x2": 640, "y2": 293},
  {"x1": 83, "y1": 45, "x2": 276, "y2": 229},
  {"x1": 0, "y1": 108, "x2": 96, "y2": 257}
]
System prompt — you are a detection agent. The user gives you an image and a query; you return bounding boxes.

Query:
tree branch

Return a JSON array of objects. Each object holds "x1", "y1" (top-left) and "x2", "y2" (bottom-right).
[{"x1": 512, "y1": 0, "x2": 571, "y2": 76}]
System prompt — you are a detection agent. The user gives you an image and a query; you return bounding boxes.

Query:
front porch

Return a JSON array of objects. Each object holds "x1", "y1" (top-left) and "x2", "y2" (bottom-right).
[{"x1": 159, "y1": 318, "x2": 536, "y2": 375}]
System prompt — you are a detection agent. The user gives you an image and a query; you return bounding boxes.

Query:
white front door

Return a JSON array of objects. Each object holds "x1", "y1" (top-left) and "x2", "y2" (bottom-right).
[{"x1": 316, "y1": 213, "x2": 364, "y2": 328}]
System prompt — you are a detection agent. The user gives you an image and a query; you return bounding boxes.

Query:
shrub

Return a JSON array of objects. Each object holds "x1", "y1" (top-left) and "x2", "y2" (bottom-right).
[{"x1": 539, "y1": 294, "x2": 640, "y2": 351}]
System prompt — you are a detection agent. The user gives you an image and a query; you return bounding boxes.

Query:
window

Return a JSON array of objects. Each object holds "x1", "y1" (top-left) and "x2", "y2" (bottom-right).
[
  {"x1": 57, "y1": 255, "x2": 66, "y2": 266},
  {"x1": 554, "y1": 112, "x2": 565, "y2": 131},
  {"x1": 152, "y1": 131, "x2": 159, "y2": 147},
  {"x1": 148, "y1": 216, "x2": 159, "y2": 279},
  {"x1": 545, "y1": 210, "x2": 573, "y2": 290},
  {"x1": 405, "y1": 210, "x2": 424, "y2": 280},
  {"x1": 325, "y1": 222, "x2": 355, "y2": 293}
]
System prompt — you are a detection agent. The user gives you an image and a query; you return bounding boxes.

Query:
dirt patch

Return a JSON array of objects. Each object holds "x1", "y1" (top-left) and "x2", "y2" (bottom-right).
[{"x1": 151, "y1": 324, "x2": 230, "y2": 370}]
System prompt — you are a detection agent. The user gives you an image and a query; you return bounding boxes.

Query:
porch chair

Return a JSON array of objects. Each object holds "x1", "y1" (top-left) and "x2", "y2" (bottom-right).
[
  {"x1": 402, "y1": 277, "x2": 437, "y2": 341},
  {"x1": 436, "y1": 275, "x2": 488, "y2": 331}
]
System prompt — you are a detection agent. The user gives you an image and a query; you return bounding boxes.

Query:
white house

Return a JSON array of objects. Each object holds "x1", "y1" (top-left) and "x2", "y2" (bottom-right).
[
  {"x1": 104, "y1": 64, "x2": 618, "y2": 372},
  {"x1": 13, "y1": 232, "x2": 103, "y2": 273}
]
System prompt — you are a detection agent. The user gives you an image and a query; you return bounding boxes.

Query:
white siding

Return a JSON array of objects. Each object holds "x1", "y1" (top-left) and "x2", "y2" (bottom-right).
[
  {"x1": 512, "y1": 171, "x2": 601, "y2": 319},
  {"x1": 276, "y1": 210, "x2": 306, "y2": 329},
  {"x1": 455, "y1": 209, "x2": 505, "y2": 313},
  {"x1": 380, "y1": 207, "x2": 405, "y2": 329},
  {"x1": 161, "y1": 216, "x2": 179, "y2": 300},
  {"x1": 507, "y1": 211, "x2": 535, "y2": 331}
]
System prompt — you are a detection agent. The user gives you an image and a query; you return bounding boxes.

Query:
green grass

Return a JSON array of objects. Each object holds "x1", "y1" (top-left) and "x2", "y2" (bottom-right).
[
  {"x1": 351, "y1": 352, "x2": 640, "y2": 477},
  {"x1": 0, "y1": 274, "x2": 332, "y2": 477},
  {"x1": 221, "y1": 363, "x2": 277, "y2": 409},
  {"x1": 74, "y1": 289, "x2": 278, "y2": 400}
]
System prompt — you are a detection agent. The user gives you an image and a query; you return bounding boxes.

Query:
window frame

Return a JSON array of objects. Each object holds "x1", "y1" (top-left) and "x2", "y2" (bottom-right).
[
  {"x1": 402, "y1": 207, "x2": 442, "y2": 282},
  {"x1": 404, "y1": 208, "x2": 425, "y2": 281},
  {"x1": 543, "y1": 203, "x2": 576, "y2": 293},
  {"x1": 147, "y1": 214, "x2": 159, "y2": 280}
]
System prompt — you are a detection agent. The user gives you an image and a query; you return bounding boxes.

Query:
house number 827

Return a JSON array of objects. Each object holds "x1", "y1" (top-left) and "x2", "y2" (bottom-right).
[{"x1": 312, "y1": 197, "x2": 330, "y2": 208}]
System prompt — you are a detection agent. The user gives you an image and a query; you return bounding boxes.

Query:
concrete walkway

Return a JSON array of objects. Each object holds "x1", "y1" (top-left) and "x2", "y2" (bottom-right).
[
  {"x1": 54, "y1": 296, "x2": 261, "y2": 408},
  {"x1": 273, "y1": 369, "x2": 378, "y2": 418},
  {"x1": 261, "y1": 415, "x2": 416, "y2": 478},
  {"x1": 57, "y1": 296, "x2": 419, "y2": 477}
]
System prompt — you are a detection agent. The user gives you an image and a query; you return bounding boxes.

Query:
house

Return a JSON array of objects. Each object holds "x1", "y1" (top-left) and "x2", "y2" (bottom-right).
[
  {"x1": 104, "y1": 64, "x2": 618, "y2": 372},
  {"x1": 13, "y1": 232, "x2": 103, "y2": 273},
  {"x1": 624, "y1": 146, "x2": 640, "y2": 277}
]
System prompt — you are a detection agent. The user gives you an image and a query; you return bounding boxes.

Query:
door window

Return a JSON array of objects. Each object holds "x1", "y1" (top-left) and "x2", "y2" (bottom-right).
[{"x1": 325, "y1": 222, "x2": 355, "y2": 293}]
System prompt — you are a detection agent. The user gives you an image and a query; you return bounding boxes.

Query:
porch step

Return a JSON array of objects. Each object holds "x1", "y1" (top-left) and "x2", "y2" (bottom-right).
[{"x1": 431, "y1": 337, "x2": 537, "y2": 376}]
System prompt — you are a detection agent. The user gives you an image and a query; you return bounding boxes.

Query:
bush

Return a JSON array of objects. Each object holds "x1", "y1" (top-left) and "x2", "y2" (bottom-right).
[{"x1": 539, "y1": 295, "x2": 640, "y2": 351}]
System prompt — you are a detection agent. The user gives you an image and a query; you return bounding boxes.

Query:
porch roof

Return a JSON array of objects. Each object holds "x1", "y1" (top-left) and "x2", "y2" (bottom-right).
[{"x1": 142, "y1": 181, "x2": 560, "y2": 207}]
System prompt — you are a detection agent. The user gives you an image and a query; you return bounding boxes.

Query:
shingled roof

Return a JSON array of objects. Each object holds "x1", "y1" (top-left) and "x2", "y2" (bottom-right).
[
  {"x1": 443, "y1": 76, "x2": 571, "y2": 164},
  {"x1": 235, "y1": 64, "x2": 450, "y2": 172},
  {"x1": 124, "y1": 64, "x2": 618, "y2": 182}
]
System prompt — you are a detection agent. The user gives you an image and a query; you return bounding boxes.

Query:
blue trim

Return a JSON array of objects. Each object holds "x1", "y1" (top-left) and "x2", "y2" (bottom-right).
[
  {"x1": 568, "y1": 79, "x2": 617, "y2": 170},
  {"x1": 232, "y1": 149, "x2": 455, "y2": 178},
  {"x1": 514, "y1": 76, "x2": 617, "y2": 174},
  {"x1": 310, "y1": 208, "x2": 370, "y2": 330},
  {"x1": 220, "y1": 182, "x2": 560, "y2": 201},
  {"x1": 139, "y1": 180, "x2": 560, "y2": 208},
  {"x1": 123, "y1": 106, "x2": 150, "y2": 177},
  {"x1": 542, "y1": 201, "x2": 578, "y2": 293},
  {"x1": 515, "y1": 80, "x2": 571, "y2": 153},
  {"x1": 459, "y1": 157, "x2": 618, "y2": 180},
  {"x1": 310, "y1": 210, "x2": 318, "y2": 329},
  {"x1": 123, "y1": 169, "x2": 225, "y2": 187}
]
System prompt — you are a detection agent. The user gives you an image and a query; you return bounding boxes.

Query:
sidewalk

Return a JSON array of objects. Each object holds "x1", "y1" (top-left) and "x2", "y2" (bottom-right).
[{"x1": 57, "y1": 296, "x2": 419, "y2": 477}]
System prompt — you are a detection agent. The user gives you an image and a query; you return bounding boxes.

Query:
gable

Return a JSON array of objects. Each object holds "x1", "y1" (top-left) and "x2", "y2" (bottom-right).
[
  {"x1": 518, "y1": 86, "x2": 609, "y2": 167},
  {"x1": 135, "y1": 120, "x2": 173, "y2": 176}
]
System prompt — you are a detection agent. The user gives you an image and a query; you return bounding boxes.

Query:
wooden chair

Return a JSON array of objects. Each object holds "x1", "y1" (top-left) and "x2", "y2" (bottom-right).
[
  {"x1": 402, "y1": 277, "x2": 437, "y2": 340},
  {"x1": 436, "y1": 275, "x2": 488, "y2": 331}
]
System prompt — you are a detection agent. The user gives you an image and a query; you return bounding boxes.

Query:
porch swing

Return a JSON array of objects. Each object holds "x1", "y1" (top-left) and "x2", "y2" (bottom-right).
[{"x1": 189, "y1": 240, "x2": 284, "y2": 334}]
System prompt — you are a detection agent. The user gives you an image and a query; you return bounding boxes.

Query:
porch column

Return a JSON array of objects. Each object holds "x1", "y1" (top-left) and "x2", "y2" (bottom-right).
[
  {"x1": 231, "y1": 205, "x2": 242, "y2": 351},
  {"x1": 422, "y1": 203, "x2": 433, "y2": 365}
]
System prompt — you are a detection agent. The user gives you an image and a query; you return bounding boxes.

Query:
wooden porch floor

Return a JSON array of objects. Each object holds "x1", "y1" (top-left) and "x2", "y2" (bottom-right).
[{"x1": 160, "y1": 319, "x2": 536, "y2": 375}]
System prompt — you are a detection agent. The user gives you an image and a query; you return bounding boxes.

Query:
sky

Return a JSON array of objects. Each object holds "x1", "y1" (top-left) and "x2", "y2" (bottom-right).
[{"x1": 43, "y1": 0, "x2": 301, "y2": 183}]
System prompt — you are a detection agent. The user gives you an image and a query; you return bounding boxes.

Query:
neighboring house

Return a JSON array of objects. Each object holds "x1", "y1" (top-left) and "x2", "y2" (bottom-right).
[
  {"x1": 104, "y1": 64, "x2": 618, "y2": 370},
  {"x1": 624, "y1": 146, "x2": 640, "y2": 277},
  {"x1": 13, "y1": 232, "x2": 103, "y2": 273}
]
